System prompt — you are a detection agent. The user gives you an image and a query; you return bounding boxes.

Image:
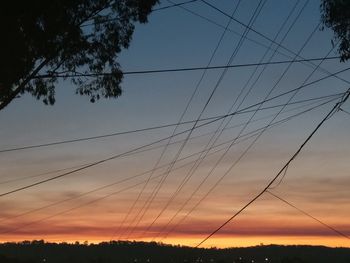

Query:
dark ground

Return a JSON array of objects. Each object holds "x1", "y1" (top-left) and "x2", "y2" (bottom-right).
[{"x1": 0, "y1": 240, "x2": 349, "y2": 263}]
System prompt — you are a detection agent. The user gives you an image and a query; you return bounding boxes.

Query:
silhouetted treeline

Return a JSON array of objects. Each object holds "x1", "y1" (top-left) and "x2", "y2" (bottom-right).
[{"x1": 0, "y1": 240, "x2": 349, "y2": 263}]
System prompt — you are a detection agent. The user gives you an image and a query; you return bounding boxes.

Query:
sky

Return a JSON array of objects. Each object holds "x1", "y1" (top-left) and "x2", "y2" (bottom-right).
[{"x1": 0, "y1": 0, "x2": 350, "y2": 248}]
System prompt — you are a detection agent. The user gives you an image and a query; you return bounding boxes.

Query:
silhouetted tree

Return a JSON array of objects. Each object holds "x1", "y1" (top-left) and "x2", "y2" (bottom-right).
[
  {"x1": 1, "y1": 241, "x2": 350, "y2": 263},
  {"x1": 0, "y1": 0, "x2": 158, "y2": 110},
  {"x1": 321, "y1": 0, "x2": 350, "y2": 61}
]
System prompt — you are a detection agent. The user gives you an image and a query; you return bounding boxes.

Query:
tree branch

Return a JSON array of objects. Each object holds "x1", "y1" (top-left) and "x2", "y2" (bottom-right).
[
  {"x1": 0, "y1": 58, "x2": 50, "y2": 111},
  {"x1": 0, "y1": 2, "x2": 115, "y2": 111}
]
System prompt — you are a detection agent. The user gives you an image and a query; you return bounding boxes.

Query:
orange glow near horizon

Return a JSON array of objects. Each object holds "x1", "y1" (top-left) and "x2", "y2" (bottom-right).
[
  {"x1": 1, "y1": 235, "x2": 349, "y2": 249},
  {"x1": 1, "y1": 175, "x2": 350, "y2": 249},
  {"x1": 1, "y1": 213, "x2": 349, "y2": 248}
]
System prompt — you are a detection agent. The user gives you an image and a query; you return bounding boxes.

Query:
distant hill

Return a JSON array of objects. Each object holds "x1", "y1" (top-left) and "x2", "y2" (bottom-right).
[{"x1": 0, "y1": 240, "x2": 349, "y2": 263}]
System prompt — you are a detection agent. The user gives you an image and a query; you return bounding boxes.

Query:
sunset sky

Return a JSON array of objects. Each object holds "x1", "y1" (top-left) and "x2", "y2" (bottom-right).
[{"x1": 0, "y1": 0, "x2": 350, "y2": 248}]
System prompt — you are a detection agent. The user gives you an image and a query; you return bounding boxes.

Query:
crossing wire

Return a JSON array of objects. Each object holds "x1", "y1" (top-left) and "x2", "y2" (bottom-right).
[
  {"x1": 339, "y1": 108, "x2": 350, "y2": 116},
  {"x1": 195, "y1": 89, "x2": 350, "y2": 247},
  {"x1": 0, "y1": 92, "x2": 341, "y2": 157},
  {"x1": 157, "y1": 97, "x2": 339, "y2": 241},
  {"x1": 266, "y1": 190, "x2": 350, "y2": 240},
  {"x1": 130, "y1": 0, "x2": 267, "y2": 239},
  {"x1": 159, "y1": 21, "x2": 338, "y2": 242},
  {"x1": 0, "y1": 93, "x2": 339, "y2": 187},
  {"x1": 9, "y1": 103, "x2": 317, "y2": 226},
  {"x1": 120, "y1": 0, "x2": 248, "y2": 240},
  {"x1": 80, "y1": 0, "x2": 200, "y2": 28},
  {"x1": 197, "y1": 0, "x2": 350, "y2": 88},
  {"x1": 1, "y1": 67, "x2": 349, "y2": 198},
  {"x1": 34, "y1": 56, "x2": 340, "y2": 79},
  {"x1": 0, "y1": 118, "x2": 215, "y2": 154},
  {"x1": 151, "y1": 0, "x2": 310, "y2": 240},
  {"x1": 147, "y1": 0, "x2": 305, "y2": 240},
  {"x1": 0, "y1": 98, "x2": 337, "y2": 235},
  {"x1": 114, "y1": 0, "x2": 244, "y2": 240}
]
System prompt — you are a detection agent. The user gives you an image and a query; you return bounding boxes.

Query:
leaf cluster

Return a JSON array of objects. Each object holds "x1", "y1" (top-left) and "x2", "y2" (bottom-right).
[
  {"x1": 321, "y1": 0, "x2": 350, "y2": 61},
  {"x1": 0, "y1": 0, "x2": 158, "y2": 105}
]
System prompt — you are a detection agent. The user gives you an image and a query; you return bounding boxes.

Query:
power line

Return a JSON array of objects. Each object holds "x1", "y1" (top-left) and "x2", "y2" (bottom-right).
[
  {"x1": 157, "y1": 3, "x2": 320, "y2": 241},
  {"x1": 122, "y1": 0, "x2": 255, "y2": 239},
  {"x1": 268, "y1": 165, "x2": 289, "y2": 190},
  {"x1": 0, "y1": 111, "x2": 253, "y2": 154},
  {"x1": 131, "y1": 0, "x2": 265, "y2": 239},
  {"x1": 198, "y1": 0, "x2": 350, "y2": 88},
  {"x1": 76, "y1": 0, "x2": 350, "y2": 92},
  {"x1": 0, "y1": 120, "x2": 203, "y2": 154},
  {"x1": 5, "y1": 94, "x2": 335, "y2": 154},
  {"x1": 0, "y1": 104, "x2": 311, "y2": 229},
  {"x1": 34, "y1": 56, "x2": 340, "y2": 79},
  {"x1": 166, "y1": 0, "x2": 297, "y2": 61},
  {"x1": 188, "y1": 14, "x2": 322, "y2": 216},
  {"x1": 150, "y1": 88, "x2": 339, "y2": 230},
  {"x1": 161, "y1": 44, "x2": 323, "y2": 243},
  {"x1": 0, "y1": 98, "x2": 335, "y2": 234},
  {"x1": 152, "y1": 0, "x2": 199, "y2": 12},
  {"x1": 146, "y1": 0, "x2": 306, "y2": 240},
  {"x1": 0, "y1": 114, "x2": 223, "y2": 197},
  {"x1": 1, "y1": 142, "x2": 229, "y2": 225},
  {"x1": 339, "y1": 107, "x2": 350, "y2": 116},
  {"x1": 158, "y1": 98, "x2": 339, "y2": 242},
  {"x1": 1, "y1": 67, "x2": 349, "y2": 197},
  {"x1": 80, "y1": 0, "x2": 200, "y2": 28},
  {"x1": 0, "y1": 93, "x2": 341, "y2": 158},
  {"x1": 168, "y1": 0, "x2": 311, "y2": 70},
  {"x1": 266, "y1": 190, "x2": 350, "y2": 240},
  {"x1": 115, "y1": 0, "x2": 245, "y2": 240},
  {"x1": 133, "y1": 0, "x2": 267, "y2": 239},
  {"x1": 1, "y1": 73, "x2": 348, "y2": 198},
  {"x1": 163, "y1": 14, "x2": 341, "y2": 242},
  {"x1": 195, "y1": 89, "x2": 350, "y2": 247},
  {"x1": 189, "y1": 36, "x2": 340, "y2": 244},
  {"x1": 0, "y1": 95, "x2": 339, "y2": 190},
  {"x1": 152, "y1": 0, "x2": 310, "y2": 240},
  {"x1": 0, "y1": 164, "x2": 85, "y2": 186},
  {"x1": 1, "y1": 94, "x2": 338, "y2": 187},
  {"x1": 254, "y1": 29, "x2": 344, "y2": 190},
  {"x1": 0, "y1": 176, "x2": 164, "y2": 236},
  {"x1": 1, "y1": 111, "x2": 289, "y2": 226}
]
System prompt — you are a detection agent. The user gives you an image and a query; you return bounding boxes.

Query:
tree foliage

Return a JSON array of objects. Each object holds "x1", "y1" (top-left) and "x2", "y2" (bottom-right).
[
  {"x1": 0, "y1": 0, "x2": 158, "y2": 109},
  {"x1": 321, "y1": 0, "x2": 350, "y2": 61}
]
